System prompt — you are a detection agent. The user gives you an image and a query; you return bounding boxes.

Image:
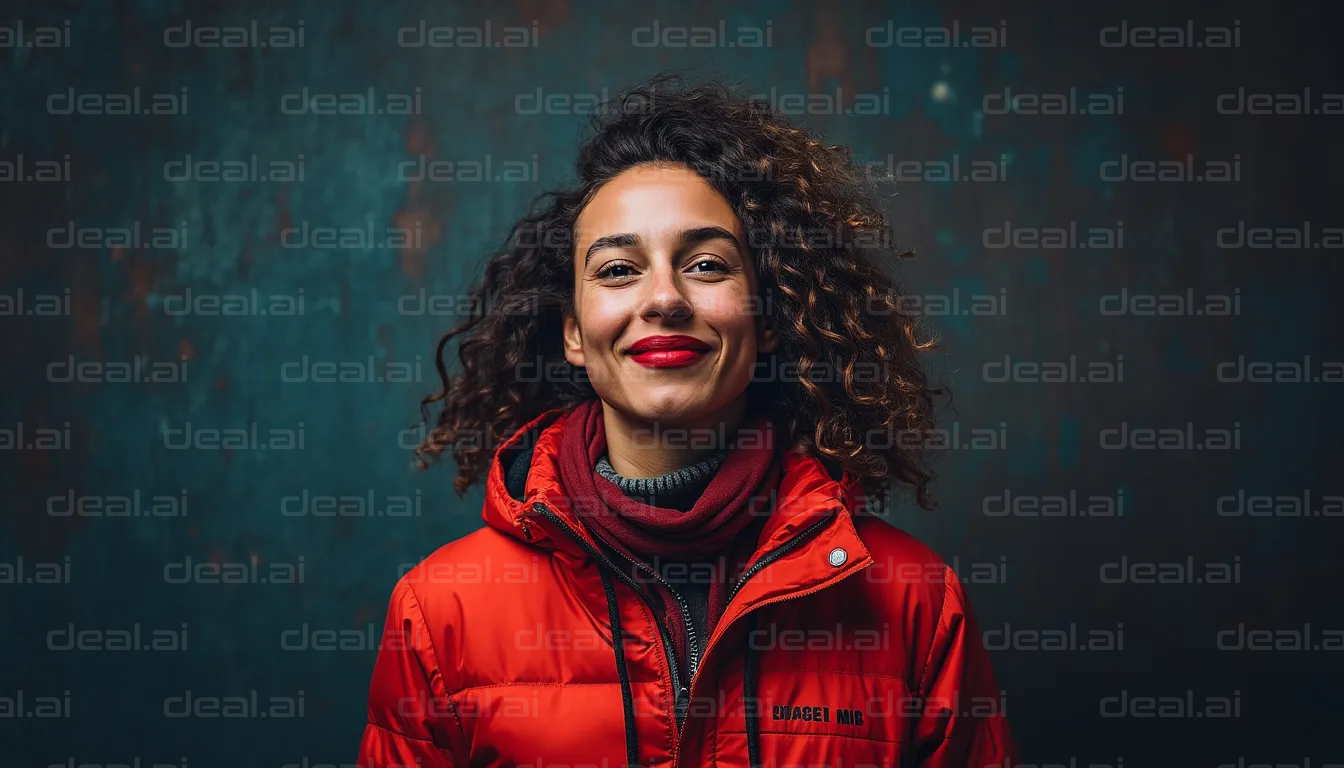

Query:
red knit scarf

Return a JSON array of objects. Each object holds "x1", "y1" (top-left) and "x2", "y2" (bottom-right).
[
  {"x1": 556, "y1": 399, "x2": 781, "y2": 674},
  {"x1": 557, "y1": 398, "x2": 780, "y2": 562}
]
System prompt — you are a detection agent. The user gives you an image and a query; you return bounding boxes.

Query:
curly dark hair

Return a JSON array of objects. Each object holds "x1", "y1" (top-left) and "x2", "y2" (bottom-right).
[{"x1": 415, "y1": 73, "x2": 945, "y2": 510}]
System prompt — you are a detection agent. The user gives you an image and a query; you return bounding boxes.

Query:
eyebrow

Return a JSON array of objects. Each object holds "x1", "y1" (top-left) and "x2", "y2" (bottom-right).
[{"x1": 583, "y1": 225, "x2": 742, "y2": 264}]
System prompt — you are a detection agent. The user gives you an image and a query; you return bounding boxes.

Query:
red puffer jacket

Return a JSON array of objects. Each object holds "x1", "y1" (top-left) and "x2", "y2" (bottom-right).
[{"x1": 358, "y1": 409, "x2": 1017, "y2": 767}]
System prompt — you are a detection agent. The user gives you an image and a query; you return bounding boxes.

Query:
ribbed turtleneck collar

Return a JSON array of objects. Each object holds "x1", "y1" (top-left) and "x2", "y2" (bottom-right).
[{"x1": 594, "y1": 450, "x2": 727, "y2": 511}]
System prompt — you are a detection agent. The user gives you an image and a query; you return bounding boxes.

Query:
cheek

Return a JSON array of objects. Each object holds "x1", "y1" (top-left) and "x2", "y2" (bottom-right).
[
  {"x1": 704, "y1": 272, "x2": 761, "y2": 319},
  {"x1": 700, "y1": 296, "x2": 761, "y2": 356},
  {"x1": 577, "y1": 293, "x2": 630, "y2": 352}
]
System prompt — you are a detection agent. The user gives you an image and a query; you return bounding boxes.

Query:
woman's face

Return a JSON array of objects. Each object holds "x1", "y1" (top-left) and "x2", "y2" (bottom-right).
[{"x1": 564, "y1": 163, "x2": 777, "y2": 429}]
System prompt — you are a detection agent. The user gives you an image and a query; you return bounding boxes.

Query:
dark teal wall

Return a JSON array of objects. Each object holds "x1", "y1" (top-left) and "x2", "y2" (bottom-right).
[{"x1": 3, "y1": 0, "x2": 1342, "y2": 764}]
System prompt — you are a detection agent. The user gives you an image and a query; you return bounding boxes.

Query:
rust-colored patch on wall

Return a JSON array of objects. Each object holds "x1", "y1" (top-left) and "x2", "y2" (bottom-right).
[
  {"x1": 515, "y1": 0, "x2": 572, "y2": 39},
  {"x1": 395, "y1": 117, "x2": 445, "y2": 281},
  {"x1": 806, "y1": 11, "x2": 855, "y2": 104}
]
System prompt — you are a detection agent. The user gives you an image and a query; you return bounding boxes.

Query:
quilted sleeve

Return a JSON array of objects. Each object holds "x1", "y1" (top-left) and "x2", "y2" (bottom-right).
[
  {"x1": 910, "y1": 566, "x2": 1018, "y2": 766},
  {"x1": 357, "y1": 578, "x2": 457, "y2": 767}
]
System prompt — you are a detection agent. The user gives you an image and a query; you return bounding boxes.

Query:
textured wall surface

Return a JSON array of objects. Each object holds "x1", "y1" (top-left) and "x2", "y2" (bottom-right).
[{"x1": 3, "y1": 0, "x2": 1343, "y2": 764}]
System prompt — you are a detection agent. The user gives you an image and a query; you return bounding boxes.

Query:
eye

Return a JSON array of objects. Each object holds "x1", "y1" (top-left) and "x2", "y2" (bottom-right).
[
  {"x1": 595, "y1": 261, "x2": 637, "y2": 280},
  {"x1": 688, "y1": 256, "x2": 729, "y2": 274}
]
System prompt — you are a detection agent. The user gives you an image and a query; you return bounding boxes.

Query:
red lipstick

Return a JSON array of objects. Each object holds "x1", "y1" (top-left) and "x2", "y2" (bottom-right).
[{"x1": 626, "y1": 335, "x2": 711, "y2": 368}]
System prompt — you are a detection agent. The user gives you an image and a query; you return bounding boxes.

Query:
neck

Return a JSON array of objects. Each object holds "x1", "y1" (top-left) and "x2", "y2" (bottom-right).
[{"x1": 602, "y1": 397, "x2": 747, "y2": 479}]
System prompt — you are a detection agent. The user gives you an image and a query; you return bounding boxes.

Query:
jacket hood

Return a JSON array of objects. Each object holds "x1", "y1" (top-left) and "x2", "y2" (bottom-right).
[{"x1": 479, "y1": 406, "x2": 871, "y2": 559}]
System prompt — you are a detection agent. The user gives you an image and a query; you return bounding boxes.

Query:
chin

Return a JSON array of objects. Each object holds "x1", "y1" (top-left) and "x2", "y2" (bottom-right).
[
  {"x1": 635, "y1": 382, "x2": 749, "y2": 427},
  {"x1": 624, "y1": 387, "x2": 713, "y2": 425}
]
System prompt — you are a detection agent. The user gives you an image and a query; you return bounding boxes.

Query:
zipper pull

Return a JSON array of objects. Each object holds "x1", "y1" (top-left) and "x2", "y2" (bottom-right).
[{"x1": 675, "y1": 685, "x2": 689, "y2": 723}]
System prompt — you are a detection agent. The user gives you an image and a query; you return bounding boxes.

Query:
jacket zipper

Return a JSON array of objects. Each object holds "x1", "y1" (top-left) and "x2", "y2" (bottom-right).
[
  {"x1": 728, "y1": 513, "x2": 834, "y2": 604},
  {"x1": 530, "y1": 504, "x2": 689, "y2": 726},
  {"x1": 603, "y1": 545, "x2": 701, "y2": 705},
  {"x1": 613, "y1": 512, "x2": 836, "y2": 724}
]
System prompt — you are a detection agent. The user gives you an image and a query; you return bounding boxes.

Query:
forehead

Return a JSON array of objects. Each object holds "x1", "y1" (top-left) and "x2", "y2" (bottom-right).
[{"x1": 575, "y1": 164, "x2": 743, "y2": 249}]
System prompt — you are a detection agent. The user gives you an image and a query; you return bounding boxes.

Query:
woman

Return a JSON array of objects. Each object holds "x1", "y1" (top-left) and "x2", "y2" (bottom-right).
[{"x1": 359, "y1": 75, "x2": 1016, "y2": 767}]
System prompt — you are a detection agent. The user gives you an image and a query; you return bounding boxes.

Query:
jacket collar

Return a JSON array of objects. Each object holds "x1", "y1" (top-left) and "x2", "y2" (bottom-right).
[{"x1": 480, "y1": 406, "x2": 871, "y2": 564}]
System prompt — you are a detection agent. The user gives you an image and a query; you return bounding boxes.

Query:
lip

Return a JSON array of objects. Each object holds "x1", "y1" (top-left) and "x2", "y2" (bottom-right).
[
  {"x1": 626, "y1": 335, "x2": 711, "y2": 369},
  {"x1": 627, "y1": 335, "x2": 711, "y2": 353}
]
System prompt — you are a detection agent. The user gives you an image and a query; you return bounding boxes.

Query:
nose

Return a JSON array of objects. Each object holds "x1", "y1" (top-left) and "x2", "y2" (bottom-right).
[{"x1": 640, "y1": 263, "x2": 693, "y2": 322}]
